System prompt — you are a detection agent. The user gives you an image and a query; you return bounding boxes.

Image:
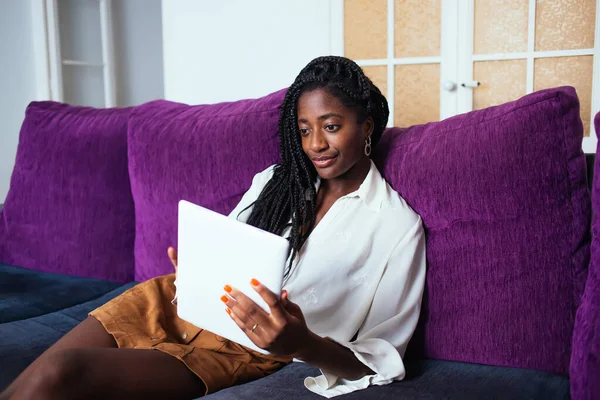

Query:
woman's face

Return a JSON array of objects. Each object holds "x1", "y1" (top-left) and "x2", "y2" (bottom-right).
[{"x1": 297, "y1": 88, "x2": 373, "y2": 181}]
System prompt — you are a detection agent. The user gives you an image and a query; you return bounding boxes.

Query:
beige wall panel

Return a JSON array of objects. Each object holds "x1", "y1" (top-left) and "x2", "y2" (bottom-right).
[
  {"x1": 474, "y1": 0, "x2": 528, "y2": 54},
  {"x1": 395, "y1": 0, "x2": 441, "y2": 57},
  {"x1": 534, "y1": 56, "x2": 594, "y2": 136},
  {"x1": 394, "y1": 64, "x2": 440, "y2": 127},
  {"x1": 345, "y1": 0, "x2": 387, "y2": 60},
  {"x1": 473, "y1": 60, "x2": 527, "y2": 110},
  {"x1": 535, "y1": 0, "x2": 596, "y2": 51},
  {"x1": 362, "y1": 66, "x2": 388, "y2": 100}
]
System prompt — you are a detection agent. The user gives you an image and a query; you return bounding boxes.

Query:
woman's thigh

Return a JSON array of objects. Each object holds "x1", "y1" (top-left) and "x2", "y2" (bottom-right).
[
  {"x1": 1, "y1": 317, "x2": 117, "y2": 399},
  {"x1": 49, "y1": 315, "x2": 118, "y2": 350},
  {"x1": 14, "y1": 347, "x2": 206, "y2": 400}
]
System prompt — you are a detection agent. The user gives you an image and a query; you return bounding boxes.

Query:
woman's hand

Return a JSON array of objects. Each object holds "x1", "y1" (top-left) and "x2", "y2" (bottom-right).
[
  {"x1": 221, "y1": 280, "x2": 312, "y2": 357},
  {"x1": 167, "y1": 247, "x2": 178, "y2": 272},
  {"x1": 168, "y1": 247, "x2": 179, "y2": 305}
]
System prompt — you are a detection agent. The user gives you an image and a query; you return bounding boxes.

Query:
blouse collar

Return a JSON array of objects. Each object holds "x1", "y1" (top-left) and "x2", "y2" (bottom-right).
[{"x1": 314, "y1": 160, "x2": 384, "y2": 212}]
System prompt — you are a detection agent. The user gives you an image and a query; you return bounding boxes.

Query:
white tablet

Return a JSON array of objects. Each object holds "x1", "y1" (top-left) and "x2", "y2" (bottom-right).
[{"x1": 176, "y1": 200, "x2": 290, "y2": 354}]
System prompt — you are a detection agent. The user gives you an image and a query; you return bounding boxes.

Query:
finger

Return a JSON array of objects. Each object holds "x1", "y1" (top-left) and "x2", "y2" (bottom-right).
[
  {"x1": 223, "y1": 286, "x2": 271, "y2": 328},
  {"x1": 221, "y1": 294, "x2": 249, "y2": 324},
  {"x1": 280, "y1": 290, "x2": 290, "y2": 308},
  {"x1": 223, "y1": 298, "x2": 263, "y2": 343},
  {"x1": 278, "y1": 291, "x2": 303, "y2": 316},
  {"x1": 225, "y1": 308, "x2": 262, "y2": 344},
  {"x1": 167, "y1": 247, "x2": 178, "y2": 271},
  {"x1": 250, "y1": 279, "x2": 286, "y2": 320},
  {"x1": 283, "y1": 298, "x2": 302, "y2": 315}
]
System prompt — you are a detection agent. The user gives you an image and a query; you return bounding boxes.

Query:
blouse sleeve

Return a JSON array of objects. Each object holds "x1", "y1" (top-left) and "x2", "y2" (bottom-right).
[
  {"x1": 304, "y1": 215, "x2": 427, "y2": 398},
  {"x1": 172, "y1": 164, "x2": 276, "y2": 305}
]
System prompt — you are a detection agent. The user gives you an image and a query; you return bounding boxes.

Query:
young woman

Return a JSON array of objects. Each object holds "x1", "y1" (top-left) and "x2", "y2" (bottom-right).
[{"x1": 2, "y1": 56, "x2": 426, "y2": 399}]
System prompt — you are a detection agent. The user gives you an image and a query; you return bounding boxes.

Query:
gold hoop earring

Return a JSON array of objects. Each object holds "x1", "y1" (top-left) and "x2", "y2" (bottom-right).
[{"x1": 364, "y1": 136, "x2": 372, "y2": 157}]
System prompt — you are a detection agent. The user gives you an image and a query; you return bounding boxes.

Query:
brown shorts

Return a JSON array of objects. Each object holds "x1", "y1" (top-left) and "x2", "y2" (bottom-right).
[{"x1": 89, "y1": 273, "x2": 291, "y2": 395}]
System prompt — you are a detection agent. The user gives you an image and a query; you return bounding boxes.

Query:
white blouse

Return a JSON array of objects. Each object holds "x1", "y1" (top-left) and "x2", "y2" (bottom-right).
[{"x1": 228, "y1": 161, "x2": 426, "y2": 398}]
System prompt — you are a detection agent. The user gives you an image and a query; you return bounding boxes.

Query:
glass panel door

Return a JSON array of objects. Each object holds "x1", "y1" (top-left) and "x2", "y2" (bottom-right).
[
  {"x1": 344, "y1": 0, "x2": 442, "y2": 127},
  {"x1": 465, "y1": 0, "x2": 599, "y2": 149}
]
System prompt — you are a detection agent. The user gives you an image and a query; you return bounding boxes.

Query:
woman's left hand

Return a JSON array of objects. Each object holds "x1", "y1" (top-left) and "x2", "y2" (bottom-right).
[{"x1": 221, "y1": 279, "x2": 311, "y2": 357}]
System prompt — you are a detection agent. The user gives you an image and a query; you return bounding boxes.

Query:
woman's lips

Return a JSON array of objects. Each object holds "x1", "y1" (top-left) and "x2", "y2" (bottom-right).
[{"x1": 312, "y1": 155, "x2": 338, "y2": 168}]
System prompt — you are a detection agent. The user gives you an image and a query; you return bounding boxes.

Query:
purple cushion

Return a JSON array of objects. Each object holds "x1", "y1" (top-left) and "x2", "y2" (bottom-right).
[
  {"x1": 570, "y1": 111, "x2": 600, "y2": 399},
  {"x1": 0, "y1": 102, "x2": 135, "y2": 282},
  {"x1": 127, "y1": 90, "x2": 285, "y2": 281},
  {"x1": 374, "y1": 86, "x2": 590, "y2": 375}
]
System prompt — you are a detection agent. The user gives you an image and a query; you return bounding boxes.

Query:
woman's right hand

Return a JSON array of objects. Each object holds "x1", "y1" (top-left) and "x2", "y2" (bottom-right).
[
  {"x1": 167, "y1": 246, "x2": 178, "y2": 272},
  {"x1": 168, "y1": 247, "x2": 179, "y2": 305}
]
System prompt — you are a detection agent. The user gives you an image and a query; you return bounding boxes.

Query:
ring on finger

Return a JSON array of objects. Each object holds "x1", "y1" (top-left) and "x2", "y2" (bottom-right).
[{"x1": 251, "y1": 323, "x2": 258, "y2": 332}]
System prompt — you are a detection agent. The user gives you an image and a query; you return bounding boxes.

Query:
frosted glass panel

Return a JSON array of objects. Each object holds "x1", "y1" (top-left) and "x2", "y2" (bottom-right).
[
  {"x1": 344, "y1": 0, "x2": 387, "y2": 60},
  {"x1": 535, "y1": 0, "x2": 596, "y2": 51},
  {"x1": 58, "y1": 0, "x2": 103, "y2": 63},
  {"x1": 473, "y1": 60, "x2": 527, "y2": 110},
  {"x1": 395, "y1": 0, "x2": 441, "y2": 57},
  {"x1": 362, "y1": 66, "x2": 388, "y2": 101},
  {"x1": 62, "y1": 65, "x2": 105, "y2": 107},
  {"x1": 394, "y1": 64, "x2": 440, "y2": 127},
  {"x1": 474, "y1": 0, "x2": 528, "y2": 54},
  {"x1": 534, "y1": 56, "x2": 594, "y2": 136}
]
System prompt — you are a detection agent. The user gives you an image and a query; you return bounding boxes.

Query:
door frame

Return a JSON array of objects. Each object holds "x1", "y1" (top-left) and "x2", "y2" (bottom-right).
[{"x1": 29, "y1": 0, "x2": 117, "y2": 107}]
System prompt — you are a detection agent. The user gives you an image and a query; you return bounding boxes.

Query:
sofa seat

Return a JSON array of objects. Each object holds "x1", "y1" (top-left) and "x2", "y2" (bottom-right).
[
  {"x1": 205, "y1": 359, "x2": 569, "y2": 400},
  {"x1": 0, "y1": 264, "x2": 136, "y2": 389},
  {"x1": 0, "y1": 263, "x2": 570, "y2": 399},
  {"x1": 0, "y1": 263, "x2": 127, "y2": 324}
]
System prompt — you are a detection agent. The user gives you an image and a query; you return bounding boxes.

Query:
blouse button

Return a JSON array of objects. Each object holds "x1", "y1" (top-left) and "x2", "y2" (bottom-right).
[{"x1": 182, "y1": 332, "x2": 188, "y2": 340}]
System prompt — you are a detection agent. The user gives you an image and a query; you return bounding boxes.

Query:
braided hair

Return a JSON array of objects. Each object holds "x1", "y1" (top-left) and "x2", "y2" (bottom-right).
[{"x1": 245, "y1": 56, "x2": 389, "y2": 278}]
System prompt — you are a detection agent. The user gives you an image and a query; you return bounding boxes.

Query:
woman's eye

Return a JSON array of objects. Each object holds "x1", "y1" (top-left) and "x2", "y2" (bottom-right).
[
  {"x1": 299, "y1": 128, "x2": 310, "y2": 136},
  {"x1": 325, "y1": 124, "x2": 338, "y2": 132}
]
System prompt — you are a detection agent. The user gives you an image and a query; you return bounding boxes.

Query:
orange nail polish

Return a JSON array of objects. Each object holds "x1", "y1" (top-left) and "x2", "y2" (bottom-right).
[
  {"x1": 224, "y1": 285, "x2": 232, "y2": 293},
  {"x1": 220, "y1": 295, "x2": 228, "y2": 303},
  {"x1": 251, "y1": 278, "x2": 259, "y2": 286},
  {"x1": 225, "y1": 308, "x2": 231, "y2": 315}
]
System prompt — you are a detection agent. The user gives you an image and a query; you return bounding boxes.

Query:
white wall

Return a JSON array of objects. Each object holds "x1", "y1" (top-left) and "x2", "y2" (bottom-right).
[
  {"x1": 0, "y1": 0, "x2": 37, "y2": 203},
  {"x1": 0, "y1": 0, "x2": 164, "y2": 203},
  {"x1": 162, "y1": 0, "x2": 339, "y2": 105},
  {"x1": 113, "y1": 0, "x2": 164, "y2": 106},
  {"x1": 1, "y1": 0, "x2": 333, "y2": 202}
]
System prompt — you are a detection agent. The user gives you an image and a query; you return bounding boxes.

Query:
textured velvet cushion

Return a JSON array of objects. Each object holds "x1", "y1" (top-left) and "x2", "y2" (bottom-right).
[
  {"x1": 0, "y1": 102, "x2": 135, "y2": 282},
  {"x1": 204, "y1": 360, "x2": 569, "y2": 400},
  {"x1": 570, "y1": 111, "x2": 600, "y2": 399},
  {"x1": 127, "y1": 90, "x2": 285, "y2": 281},
  {"x1": 373, "y1": 87, "x2": 590, "y2": 375}
]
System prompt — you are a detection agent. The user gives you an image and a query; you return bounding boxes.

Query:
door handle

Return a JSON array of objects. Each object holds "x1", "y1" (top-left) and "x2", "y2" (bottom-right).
[{"x1": 461, "y1": 81, "x2": 481, "y2": 88}]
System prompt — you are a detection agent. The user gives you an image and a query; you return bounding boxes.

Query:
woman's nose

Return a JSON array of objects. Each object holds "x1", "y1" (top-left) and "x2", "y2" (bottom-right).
[{"x1": 310, "y1": 131, "x2": 328, "y2": 151}]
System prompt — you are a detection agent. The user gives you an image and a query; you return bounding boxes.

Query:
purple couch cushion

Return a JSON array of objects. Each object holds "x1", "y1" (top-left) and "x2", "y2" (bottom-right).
[
  {"x1": 570, "y1": 111, "x2": 600, "y2": 399},
  {"x1": 0, "y1": 102, "x2": 135, "y2": 282},
  {"x1": 374, "y1": 87, "x2": 590, "y2": 375},
  {"x1": 127, "y1": 90, "x2": 285, "y2": 281}
]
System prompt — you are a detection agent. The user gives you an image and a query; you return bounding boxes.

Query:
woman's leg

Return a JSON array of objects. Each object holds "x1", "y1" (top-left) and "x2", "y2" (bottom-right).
[
  {"x1": 1, "y1": 316, "x2": 206, "y2": 400},
  {"x1": 10, "y1": 347, "x2": 206, "y2": 400},
  {"x1": 1, "y1": 317, "x2": 116, "y2": 399}
]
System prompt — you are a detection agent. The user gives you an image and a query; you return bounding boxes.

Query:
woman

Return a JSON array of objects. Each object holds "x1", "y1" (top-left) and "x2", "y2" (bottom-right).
[{"x1": 2, "y1": 56, "x2": 426, "y2": 399}]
